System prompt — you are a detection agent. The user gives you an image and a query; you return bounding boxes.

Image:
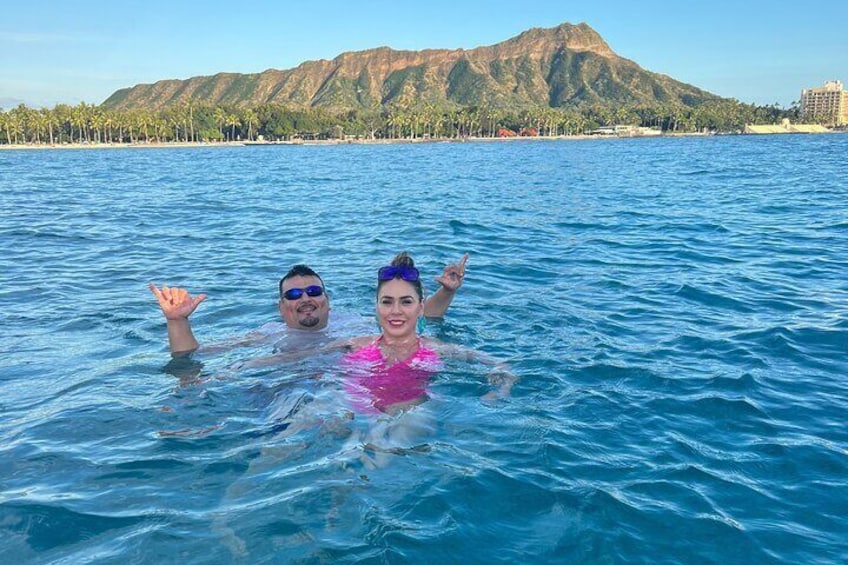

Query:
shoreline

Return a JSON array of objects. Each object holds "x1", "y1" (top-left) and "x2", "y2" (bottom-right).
[
  {"x1": 4, "y1": 129, "x2": 840, "y2": 151},
  {"x1": 0, "y1": 133, "x2": 691, "y2": 151}
]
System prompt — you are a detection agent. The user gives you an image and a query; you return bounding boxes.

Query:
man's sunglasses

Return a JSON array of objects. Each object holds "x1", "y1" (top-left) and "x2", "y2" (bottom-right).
[
  {"x1": 378, "y1": 265, "x2": 420, "y2": 282},
  {"x1": 282, "y1": 285, "x2": 324, "y2": 301}
]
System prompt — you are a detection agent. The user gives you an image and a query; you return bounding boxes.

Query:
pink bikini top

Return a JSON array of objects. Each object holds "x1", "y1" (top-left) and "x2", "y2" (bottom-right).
[{"x1": 342, "y1": 337, "x2": 442, "y2": 414}]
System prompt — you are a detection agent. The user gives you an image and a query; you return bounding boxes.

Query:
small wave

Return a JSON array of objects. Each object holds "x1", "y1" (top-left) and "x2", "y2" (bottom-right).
[
  {"x1": 673, "y1": 283, "x2": 757, "y2": 313},
  {"x1": 0, "y1": 501, "x2": 146, "y2": 553}
]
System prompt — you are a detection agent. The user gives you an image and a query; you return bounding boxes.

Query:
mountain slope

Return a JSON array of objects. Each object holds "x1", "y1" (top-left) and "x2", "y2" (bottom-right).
[{"x1": 103, "y1": 22, "x2": 720, "y2": 111}]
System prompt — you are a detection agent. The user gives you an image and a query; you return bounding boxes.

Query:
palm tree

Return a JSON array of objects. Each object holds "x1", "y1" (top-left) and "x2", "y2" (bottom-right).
[
  {"x1": 88, "y1": 106, "x2": 105, "y2": 143},
  {"x1": 42, "y1": 107, "x2": 58, "y2": 144},
  {"x1": 101, "y1": 110, "x2": 116, "y2": 143},
  {"x1": 114, "y1": 110, "x2": 129, "y2": 143},
  {"x1": 486, "y1": 107, "x2": 504, "y2": 137},
  {"x1": 71, "y1": 102, "x2": 90, "y2": 142},
  {"x1": 134, "y1": 109, "x2": 153, "y2": 143},
  {"x1": 9, "y1": 105, "x2": 29, "y2": 144},
  {"x1": 125, "y1": 110, "x2": 139, "y2": 143},
  {"x1": 153, "y1": 116, "x2": 169, "y2": 142},
  {"x1": 187, "y1": 99, "x2": 196, "y2": 142},
  {"x1": 172, "y1": 99, "x2": 197, "y2": 142},
  {"x1": 225, "y1": 113, "x2": 241, "y2": 141},
  {"x1": 212, "y1": 107, "x2": 227, "y2": 141},
  {"x1": 32, "y1": 109, "x2": 52, "y2": 144},
  {"x1": 241, "y1": 108, "x2": 258, "y2": 141},
  {"x1": 51, "y1": 104, "x2": 72, "y2": 143},
  {"x1": 13, "y1": 106, "x2": 28, "y2": 143},
  {"x1": 385, "y1": 106, "x2": 400, "y2": 139},
  {"x1": 167, "y1": 113, "x2": 181, "y2": 142},
  {"x1": 0, "y1": 110, "x2": 8, "y2": 144}
]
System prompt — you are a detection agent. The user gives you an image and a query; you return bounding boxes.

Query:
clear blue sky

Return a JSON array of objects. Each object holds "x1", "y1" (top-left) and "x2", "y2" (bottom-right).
[{"x1": 2, "y1": 0, "x2": 846, "y2": 110}]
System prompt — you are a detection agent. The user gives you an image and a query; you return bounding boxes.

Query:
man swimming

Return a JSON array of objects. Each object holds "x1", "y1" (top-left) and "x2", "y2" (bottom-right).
[{"x1": 150, "y1": 253, "x2": 469, "y2": 356}]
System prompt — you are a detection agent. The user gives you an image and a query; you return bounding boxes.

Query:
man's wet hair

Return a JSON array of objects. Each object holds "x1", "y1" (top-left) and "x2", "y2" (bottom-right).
[{"x1": 279, "y1": 264, "x2": 325, "y2": 299}]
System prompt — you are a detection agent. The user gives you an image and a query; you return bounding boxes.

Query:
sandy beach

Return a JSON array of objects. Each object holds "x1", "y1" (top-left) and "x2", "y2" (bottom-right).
[{"x1": 0, "y1": 134, "x2": 606, "y2": 151}]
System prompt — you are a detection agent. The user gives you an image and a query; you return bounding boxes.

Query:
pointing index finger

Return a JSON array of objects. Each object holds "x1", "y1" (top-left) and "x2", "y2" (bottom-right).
[
  {"x1": 148, "y1": 282, "x2": 164, "y2": 299},
  {"x1": 458, "y1": 253, "x2": 469, "y2": 273}
]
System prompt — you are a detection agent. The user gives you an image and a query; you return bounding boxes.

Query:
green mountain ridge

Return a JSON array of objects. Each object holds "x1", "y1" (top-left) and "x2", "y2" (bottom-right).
[{"x1": 103, "y1": 22, "x2": 722, "y2": 111}]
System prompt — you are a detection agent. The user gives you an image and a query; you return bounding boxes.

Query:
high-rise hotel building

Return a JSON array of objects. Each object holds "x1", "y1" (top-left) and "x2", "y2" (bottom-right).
[{"x1": 800, "y1": 80, "x2": 847, "y2": 126}]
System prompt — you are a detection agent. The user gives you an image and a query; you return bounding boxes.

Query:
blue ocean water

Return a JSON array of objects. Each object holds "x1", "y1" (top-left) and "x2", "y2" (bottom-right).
[{"x1": 0, "y1": 135, "x2": 846, "y2": 564}]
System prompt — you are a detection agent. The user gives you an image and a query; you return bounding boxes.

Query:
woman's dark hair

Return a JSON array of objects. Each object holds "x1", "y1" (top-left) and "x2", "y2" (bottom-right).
[
  {"x1": 279, "y1": 264, "x2": 324, "y2": 299},
  {"x1": 377, "y1": 251, "x2": 424, "y2": 301}
]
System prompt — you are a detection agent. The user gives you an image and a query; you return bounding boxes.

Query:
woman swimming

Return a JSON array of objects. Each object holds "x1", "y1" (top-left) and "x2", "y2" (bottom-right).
[
  {"x1": 338, "y1": 251, "x2": 513, "y2": 415},
  {"x1": 341, "y1": 252, "x2": 443, "y2": 414}
]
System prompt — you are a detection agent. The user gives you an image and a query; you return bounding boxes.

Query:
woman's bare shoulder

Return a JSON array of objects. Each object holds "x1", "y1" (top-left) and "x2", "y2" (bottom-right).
[{"x1": 346, "y1": 335, "x2": 380, "y2": 351}]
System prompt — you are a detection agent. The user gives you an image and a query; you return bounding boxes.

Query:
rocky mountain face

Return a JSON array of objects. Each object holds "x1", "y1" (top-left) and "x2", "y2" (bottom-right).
[{"x1": 103, "y1": 22, "x2": 720, "y2": 111}]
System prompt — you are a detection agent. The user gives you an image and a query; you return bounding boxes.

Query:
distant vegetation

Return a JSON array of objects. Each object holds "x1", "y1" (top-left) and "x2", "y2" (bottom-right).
[
  {"x1": 0, "y1": 99, "x2": 804, "y2": 145},
  {"x1": 3, "y1": 22, "x2": 818, "y2": 145}
]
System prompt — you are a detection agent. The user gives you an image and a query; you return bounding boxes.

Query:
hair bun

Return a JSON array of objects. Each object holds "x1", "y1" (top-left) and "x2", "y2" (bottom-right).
[{"x1": 391, "y1": 251, "x2": 415, "y2": 268}]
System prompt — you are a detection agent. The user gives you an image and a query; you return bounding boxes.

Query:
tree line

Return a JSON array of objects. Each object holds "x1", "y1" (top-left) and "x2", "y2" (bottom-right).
[{"x1": 0, "y1": 98, "x2": 804, "y2": 145}]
